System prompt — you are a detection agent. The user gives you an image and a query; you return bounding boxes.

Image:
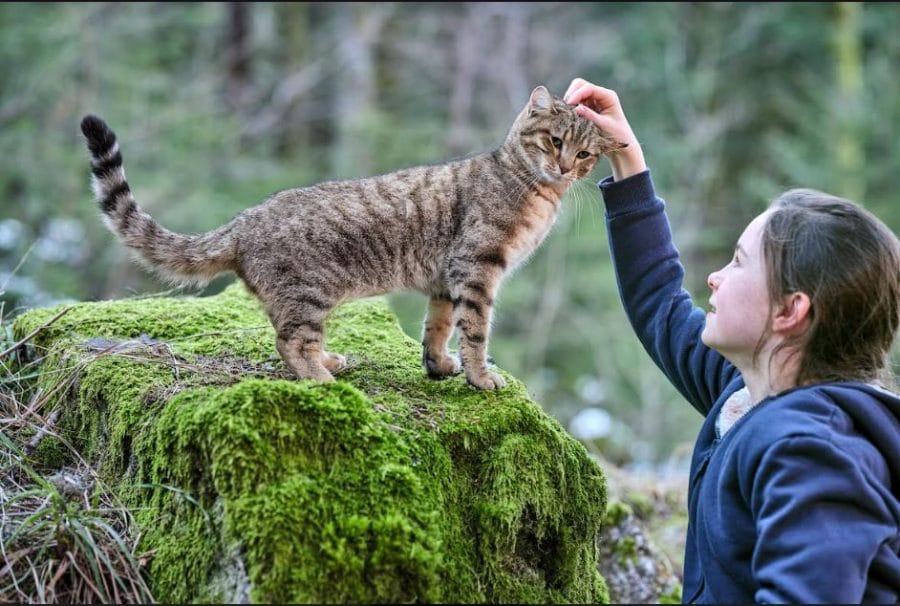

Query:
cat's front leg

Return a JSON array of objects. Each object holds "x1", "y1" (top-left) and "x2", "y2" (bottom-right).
[
  {"x1": 449, "y1": 265, "x2": 506, "y2": 390},
  {"x1": 422, "y1": 294, "x2": 462, "y2": 379}
]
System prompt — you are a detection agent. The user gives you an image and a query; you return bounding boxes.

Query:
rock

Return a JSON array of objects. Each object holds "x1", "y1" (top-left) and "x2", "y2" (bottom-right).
[
  {"x1": 598, "y1": 500, "x2": 682, "y2": 603},
  {"x1": 13, "y1": 282, "x2": 610, "y2": 603},
  {"x1": 596, "y1": 458, "x2": 688, "y2": 603}
]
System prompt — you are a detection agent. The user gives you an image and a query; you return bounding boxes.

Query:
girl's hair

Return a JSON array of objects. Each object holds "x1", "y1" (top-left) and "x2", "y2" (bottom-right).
[{"x1": 760, "y1": 189, "x2": 900, "y2": 388}]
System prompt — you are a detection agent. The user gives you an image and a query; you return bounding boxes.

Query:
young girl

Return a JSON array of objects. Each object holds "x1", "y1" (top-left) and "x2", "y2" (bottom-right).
[{"x1": 564, "y1": 78, "x2": 900, "y2": 603}]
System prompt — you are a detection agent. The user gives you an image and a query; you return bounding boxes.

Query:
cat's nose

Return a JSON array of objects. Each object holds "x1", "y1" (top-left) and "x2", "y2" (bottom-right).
[{"x1": 560, "y1": 163, "x2": 573, "y2": 175}]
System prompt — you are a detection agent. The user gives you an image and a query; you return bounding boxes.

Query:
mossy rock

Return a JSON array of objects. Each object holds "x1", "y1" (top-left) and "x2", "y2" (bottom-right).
[{"x1": 13, "y1": 282, "x2": 609, "y2": 603}]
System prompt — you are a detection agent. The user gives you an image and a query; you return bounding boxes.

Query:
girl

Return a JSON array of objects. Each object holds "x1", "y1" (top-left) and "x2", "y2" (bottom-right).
[{"x1": 564, "y1": 78, "x2": 900, "y2": 603}]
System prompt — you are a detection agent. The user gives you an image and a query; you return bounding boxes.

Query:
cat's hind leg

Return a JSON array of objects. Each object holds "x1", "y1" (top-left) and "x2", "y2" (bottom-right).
[
  {"x1": 421, "y1": 294, "x2": 462, "y2": 379},
  {"x1": 321, "y1": 351, "x2": 347, "y2": 374},
  {"x1": 276, "y1": 332, "x2": 332, "y2": 382},
  {"x1": 273, "y1": 302, "x2": 334, "y2": 382}
]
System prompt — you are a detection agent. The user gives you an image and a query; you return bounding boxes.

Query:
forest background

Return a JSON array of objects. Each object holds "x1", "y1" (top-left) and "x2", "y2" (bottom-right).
[{"x1": 2, "y1": 2, "x2": 898, "y2": 475}]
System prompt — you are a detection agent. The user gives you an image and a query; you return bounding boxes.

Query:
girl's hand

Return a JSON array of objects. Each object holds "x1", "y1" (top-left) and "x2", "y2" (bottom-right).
[{"x1": 564, "y1": 78, "x2": 647, "y2": 180}]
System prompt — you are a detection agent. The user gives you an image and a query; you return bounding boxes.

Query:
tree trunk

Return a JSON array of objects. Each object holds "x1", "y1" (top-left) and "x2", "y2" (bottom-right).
[
  {"x1": 832, "y1": 1, "x2": 865, "y2": 202},
  {"x1": 225, "y1": 2, "x2": 252, "y2": 113},
  {"x1": 330, "y1": 4, "x2": 392, "y2": 178}
]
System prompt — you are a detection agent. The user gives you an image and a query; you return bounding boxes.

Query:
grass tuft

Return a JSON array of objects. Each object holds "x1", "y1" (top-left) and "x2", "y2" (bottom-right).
[{"x1": 1, "y1": 268, "x2": 155, "y2": 603}]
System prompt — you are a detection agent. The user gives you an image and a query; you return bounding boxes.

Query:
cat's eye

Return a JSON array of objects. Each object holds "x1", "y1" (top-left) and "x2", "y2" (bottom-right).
[
  {"x1": 551, "y1": 137, "x2": 562, "y2": 149},
  {"x1": 576, "y1": 151, "x2": 591, "y2": 159}
]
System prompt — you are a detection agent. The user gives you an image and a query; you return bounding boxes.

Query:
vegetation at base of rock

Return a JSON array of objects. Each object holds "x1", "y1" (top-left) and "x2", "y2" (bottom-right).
[
  {"x1": 594, "y1": 466, "x2": 686, "y2": 604},
  {"x1": 659, "y1": 585, "x2": 683, "y2": 604},
  {"x1": 11, "y1": 282, "x2": 609, "y2": 603},
  {"x1": 0, "y1": 369, "x2": 155, "y2": 602}
]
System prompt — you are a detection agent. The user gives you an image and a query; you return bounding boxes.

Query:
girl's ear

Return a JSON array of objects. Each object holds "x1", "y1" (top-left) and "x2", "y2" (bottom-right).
[{"x1": 772, "y1": 292, "x2": 812, "y2": 335}]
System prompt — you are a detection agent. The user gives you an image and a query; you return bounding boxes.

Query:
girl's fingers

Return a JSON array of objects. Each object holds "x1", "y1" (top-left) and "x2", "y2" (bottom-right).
[
  {"x1": 565, "y1": 82, "x2": 621, "y2": 115},
  {"x1": 563, "y1": 78, "x2": 589, "y2": 101},
  {"x1": 574, "y1": 104, "x2": 612, "y2": 129}
]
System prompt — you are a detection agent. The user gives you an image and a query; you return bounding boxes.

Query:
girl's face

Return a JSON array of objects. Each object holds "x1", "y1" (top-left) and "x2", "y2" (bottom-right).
[{"x1": 702, "y1": 211, "x2": 774, "y2": 366}]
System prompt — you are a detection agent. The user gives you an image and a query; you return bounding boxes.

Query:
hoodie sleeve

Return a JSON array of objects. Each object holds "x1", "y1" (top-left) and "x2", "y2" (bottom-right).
[
  {"x1": 750, "y1": 434, "x2": 899, "y2": 603},
  {"x1": 599, "y1": 170, "x2": 737, "y2": 416}
]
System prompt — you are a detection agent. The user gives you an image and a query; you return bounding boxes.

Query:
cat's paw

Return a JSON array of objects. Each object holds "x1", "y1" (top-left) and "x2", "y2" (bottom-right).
[
  {"x1": 423, "y1": 350, "x2": 462, "y2": 379},
  {"x1": 466, "y1": 370, "x2": 507, "y2": 390},
  {"x1": 284, "y1": 357, "x2": 334, "y2": 383},
  {"x1": 295, "y1": 367, "x2": 335, "y2": 383},
  {"x1": 322, "y1": 351, "x2": 348, "y2": 374}
]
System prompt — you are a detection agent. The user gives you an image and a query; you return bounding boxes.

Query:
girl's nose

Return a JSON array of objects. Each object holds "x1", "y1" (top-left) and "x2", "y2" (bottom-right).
[{"x1": 707, "y1": 271, "x2": 721, "y2": 291}]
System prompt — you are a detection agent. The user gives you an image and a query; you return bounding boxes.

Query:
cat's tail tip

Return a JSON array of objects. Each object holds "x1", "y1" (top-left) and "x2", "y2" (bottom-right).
[{"x1": 80, "y1": 114, "x2": 117, "y2": 157}]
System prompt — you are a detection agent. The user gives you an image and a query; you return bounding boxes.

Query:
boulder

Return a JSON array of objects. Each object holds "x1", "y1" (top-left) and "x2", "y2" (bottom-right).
[{"x1": 12, "y1": 282, "x2": 610, "y2": 603}]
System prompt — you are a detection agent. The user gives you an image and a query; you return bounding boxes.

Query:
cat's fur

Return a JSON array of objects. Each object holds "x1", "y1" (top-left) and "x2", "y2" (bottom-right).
[{"x1": 80, "y1": 85, "x2": 623, "y2": 389}]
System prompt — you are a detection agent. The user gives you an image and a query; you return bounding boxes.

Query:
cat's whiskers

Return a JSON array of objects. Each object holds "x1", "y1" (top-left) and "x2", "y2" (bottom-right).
[
  {"x1": 571, "y1": 180, "x2": 590, "y2": 232},
  {"x1": 500, "y1": 167, "x2": 543, "y2": 208}
]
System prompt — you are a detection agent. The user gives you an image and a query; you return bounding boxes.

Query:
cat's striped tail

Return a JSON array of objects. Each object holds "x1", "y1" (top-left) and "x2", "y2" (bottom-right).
[{"x1": 80, "y1": 115, "x2": 237, "y2": 286}]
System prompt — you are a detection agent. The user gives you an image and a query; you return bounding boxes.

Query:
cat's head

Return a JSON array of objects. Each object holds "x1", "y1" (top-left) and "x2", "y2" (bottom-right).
[{"x1": 507, "y1": 85, "x2": 625, "y2": 184}]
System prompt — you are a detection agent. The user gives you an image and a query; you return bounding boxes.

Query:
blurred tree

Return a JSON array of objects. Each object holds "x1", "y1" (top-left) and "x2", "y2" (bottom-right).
[
  {"x1": 832, "y1": 1, "x2": 864, "y2": 203},
  {"x1": 331, "y1": 3, "x2": 393, "y2": 178},
  {"x1": 225, "y1": 2, "x2": 252, "y2": 112},
  {"x1": 1, "y1": 1, "x2": 897, "y2": 467}
]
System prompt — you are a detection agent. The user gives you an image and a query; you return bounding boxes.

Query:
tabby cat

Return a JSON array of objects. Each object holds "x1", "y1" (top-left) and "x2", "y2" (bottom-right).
[{"x1": 80, "y1": 85, "x2": 623, "y2": 389}]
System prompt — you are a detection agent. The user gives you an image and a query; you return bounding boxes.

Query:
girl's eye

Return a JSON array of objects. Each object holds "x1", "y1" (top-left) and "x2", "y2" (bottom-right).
[
  {"x1": 576, "y1": 150, "x2": 590, "y2": 159},
  {"x1": 551, "y1": 137, "x2": 562, "y2": 149}
]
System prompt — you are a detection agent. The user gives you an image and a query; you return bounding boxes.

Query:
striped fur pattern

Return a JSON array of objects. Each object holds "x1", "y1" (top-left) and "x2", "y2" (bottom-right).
[{"x1": 80, "y1": 86, "x2": 623, "y2": 389}]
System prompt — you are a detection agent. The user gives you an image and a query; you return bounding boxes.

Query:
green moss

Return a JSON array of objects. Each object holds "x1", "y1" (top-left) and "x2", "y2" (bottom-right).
[
  {"x1": 601, "y1": 501, "x2": 640, "y2": 568},
  {"x1": 659, "y1": 584, "x2": 683, "y2": 604},
  {"x1": 29, "y1": 435, "x2": 71, "y2": 469},
  {"x1": 615, "y1": 536, "x2": 638, "y2": 566},
  {"x1": 602, "y1": 500, "x2": 633, "y2": 527},
  {"x1": 623, "y1": 489, "x2": 654, "y2": 519},
  {"x1": 13, "y1": 281, "x2": 609, "y2": 603},
  {"x1": 13, "y1": 284, "x2": 274, "y2": 359}
]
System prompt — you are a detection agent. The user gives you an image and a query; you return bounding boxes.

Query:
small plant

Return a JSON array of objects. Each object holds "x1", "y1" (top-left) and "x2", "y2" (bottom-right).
[{"x1": 1, "y1": 255, "x2": 155, "y2": 603}]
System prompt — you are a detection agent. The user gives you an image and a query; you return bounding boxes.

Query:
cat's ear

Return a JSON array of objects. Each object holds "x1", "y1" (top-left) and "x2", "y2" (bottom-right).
[{"x1": 528, "y1": 85, "x2": 553, "y2": 115}]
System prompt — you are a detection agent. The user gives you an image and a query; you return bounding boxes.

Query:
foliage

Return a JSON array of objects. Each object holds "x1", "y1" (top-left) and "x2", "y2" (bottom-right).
[
  {"x1": 2, "y1": 2, "x2": 898, "y2": 468},
  {"x1": 0, "y1": 311, "x2": 154, "y2": 601}
]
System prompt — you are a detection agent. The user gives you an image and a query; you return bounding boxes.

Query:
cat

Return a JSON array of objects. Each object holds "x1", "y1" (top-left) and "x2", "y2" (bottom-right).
[{"x1": 80, "y1": 85, "x2": 624, "y2": 389}]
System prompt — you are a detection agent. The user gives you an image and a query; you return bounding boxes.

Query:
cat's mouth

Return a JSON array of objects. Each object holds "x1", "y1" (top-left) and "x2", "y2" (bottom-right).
[
  {"x1": 538, "y1": 169, "x2": 561, "y2": 184},
  {"x1": 541, "y1": 168, "x2": 575, "y2": 184}
]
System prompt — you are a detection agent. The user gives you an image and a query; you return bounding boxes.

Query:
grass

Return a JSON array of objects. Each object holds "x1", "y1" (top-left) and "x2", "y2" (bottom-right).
[{"x1": 0, "y1": 279, "x2": 155, "y2": 603}]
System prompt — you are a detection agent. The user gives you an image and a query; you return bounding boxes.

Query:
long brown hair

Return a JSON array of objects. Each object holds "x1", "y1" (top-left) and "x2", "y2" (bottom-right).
[{"x1": 759, "y1": 189, "x2": 900, "y2": 388}]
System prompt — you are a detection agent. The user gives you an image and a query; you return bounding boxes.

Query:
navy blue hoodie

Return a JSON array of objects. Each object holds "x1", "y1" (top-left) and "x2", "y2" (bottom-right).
[{"x1": 598, "y1": 170, "x2": 900, "y2": 603}]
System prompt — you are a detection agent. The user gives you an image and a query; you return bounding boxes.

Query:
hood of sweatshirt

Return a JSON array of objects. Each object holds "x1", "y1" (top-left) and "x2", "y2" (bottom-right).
[{"x1": 824, "y1": 382, "x2": 900, "y2": 495}]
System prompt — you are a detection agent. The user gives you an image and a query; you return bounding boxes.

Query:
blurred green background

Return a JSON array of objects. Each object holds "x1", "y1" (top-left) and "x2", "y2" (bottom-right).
[{"x1": 2, "y1": 2, "x2": 898, "y2": 473}]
